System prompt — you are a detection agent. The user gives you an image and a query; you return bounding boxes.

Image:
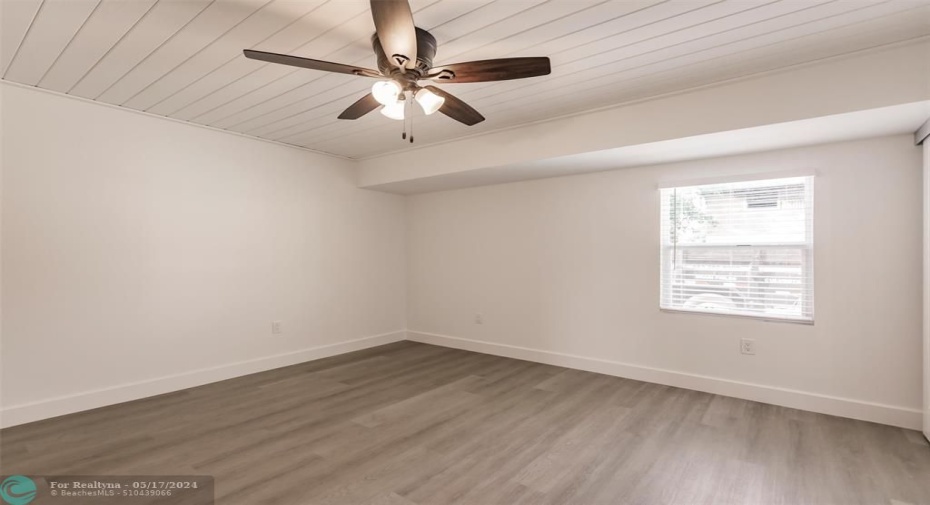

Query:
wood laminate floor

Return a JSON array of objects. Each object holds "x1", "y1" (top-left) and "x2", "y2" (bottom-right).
[{"x1": 2, "y1": 341, "x2": 929, "y2": 505}]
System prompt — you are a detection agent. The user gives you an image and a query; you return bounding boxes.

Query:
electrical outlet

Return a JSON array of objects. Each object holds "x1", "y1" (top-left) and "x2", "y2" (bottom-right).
[
  {"x1": 475, "y1": 313, "x2": 484, "y2": 325},
  {"x1": 740, "y1": 338, "x2": 756, "y2": 355},
  {"x1": 272, "y1": 321, "x2": 283, "y2": 335}
]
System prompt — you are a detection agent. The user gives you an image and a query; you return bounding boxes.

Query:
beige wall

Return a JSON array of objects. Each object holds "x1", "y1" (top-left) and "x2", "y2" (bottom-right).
[
  {"x1": 0, "y1": 84, "x2": 407, "y2": 426},
  {"x1": 406, "y1": 135, "x2": 924, "y2": 428}
]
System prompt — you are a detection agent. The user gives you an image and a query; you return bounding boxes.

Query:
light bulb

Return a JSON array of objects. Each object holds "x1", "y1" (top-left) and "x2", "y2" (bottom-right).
[
  {"x1": 415, "y1": 88, "x2": 445, "y2": 115},
  {"x1": 371, "y1": 80, "x2": 401, "y2": 106},
  {"x1": 380, "y1": 100, "x2": 405, "y2": 120}
]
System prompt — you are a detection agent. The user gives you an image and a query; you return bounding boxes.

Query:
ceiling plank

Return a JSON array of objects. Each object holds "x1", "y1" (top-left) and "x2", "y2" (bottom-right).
[
  {"x1": 194, "y1": 14, "x2": 376, "y2": 128},
  {"x1": 173, "y1": 0, "x2": 373, "y2": 123},
  {"x1": 39, "y1": 0, "x2": 157, "y2": 92},
  {"x1": 146, "y1": 0, "x2": 366, "y2": 118},
  {"x1": 435, "y1": 0, "x2": 604, "y2": 59},
  {"x1": 97, "y1": 0, "x2": 269, "y2": 105},
  {"x1": 3, "y1": 0, "x2": 99, "y2": 85},
  {"x1": 0, "y1": 0, "x2": 43, "y2": 76},
  {"x1": 448, "y1": 0, "x2": 666, "y2": 63},
  {"x1": 69, "y1": 0, "x2": 211, "y2": 99},
  {"x1": 123, "y1": 0, "x2": 322, "y2": 111}
]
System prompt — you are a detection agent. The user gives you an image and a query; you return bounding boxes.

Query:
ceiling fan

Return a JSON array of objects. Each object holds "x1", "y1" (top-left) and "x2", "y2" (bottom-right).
[{"x1": 243, "y1": 0, "x2": 551, "y2": 140}]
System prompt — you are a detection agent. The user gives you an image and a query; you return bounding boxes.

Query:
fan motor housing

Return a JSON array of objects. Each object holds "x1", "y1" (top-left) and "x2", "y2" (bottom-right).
[{"x1": 372, "y1": 27, "x2": 437, "y2": 81}]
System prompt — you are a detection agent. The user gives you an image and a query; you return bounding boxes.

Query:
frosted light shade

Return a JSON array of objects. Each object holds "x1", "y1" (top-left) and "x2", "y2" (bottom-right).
[
  {"x1": 371, "y1": 80, "x2": 401, "y2": 106},
  {"x1": 415, "y1": 88, "x2": 444, "y2": 115},
  {"x1": 380, "y1": 100, "x2": 405, "y2": 120}
]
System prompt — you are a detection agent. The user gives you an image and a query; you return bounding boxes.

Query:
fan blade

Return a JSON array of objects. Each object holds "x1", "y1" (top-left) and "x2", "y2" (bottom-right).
[
  {"x1": 428, "y1": 57, "x2": 551, "y2": 83},
  {"x1": 338, "y1": 93, "x2": 380, "y2": 120},
  {"x1": 370, "y1": 0, "x2": 417, "y2": 69},
  {"x1": 243, "y1": 49, "x2": 382, "y2": 78},
  {"x1": 425, "y1": 86, "x2": 484, "y2": 126}
]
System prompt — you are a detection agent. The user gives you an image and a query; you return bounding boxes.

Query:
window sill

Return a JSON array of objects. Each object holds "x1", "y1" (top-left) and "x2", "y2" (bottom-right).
[{"x1": 659, "y1": 308, "x2": 814, "y2": 325}]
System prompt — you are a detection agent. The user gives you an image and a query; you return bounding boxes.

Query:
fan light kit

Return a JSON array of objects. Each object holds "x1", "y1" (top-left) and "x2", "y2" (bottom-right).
[
  {"x1": 370, "y1": 81, "x2": 443, "y2": 120},
  {"x1": 414, "y1": 88, "x2": 444, "y2": 115},
  {"x1": 380, "y1": 99, "x2": 406, "y2": 121},
  {"x1": 243, "y1": 0, "x2": 551, "y2": 143},
  {"x1": 371, "y1": 80, "x2": 402, "y2": 106}
]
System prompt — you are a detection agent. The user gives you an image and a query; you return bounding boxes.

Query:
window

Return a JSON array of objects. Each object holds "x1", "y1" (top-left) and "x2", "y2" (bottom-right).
[{"x1": 660, "y1": 175, "x2": 814, "y2": 323}]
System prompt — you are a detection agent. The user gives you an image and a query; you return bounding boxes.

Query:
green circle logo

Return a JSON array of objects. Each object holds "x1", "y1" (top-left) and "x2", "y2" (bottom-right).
[{"x1": 0, "y1": 476, "x2": 36, "y2": 505}]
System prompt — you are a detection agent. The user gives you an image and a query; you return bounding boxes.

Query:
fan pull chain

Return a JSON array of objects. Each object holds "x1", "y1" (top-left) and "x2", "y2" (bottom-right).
[
  {"x1": 400, "y1": 94, "x2": 408, "y2": 140},
  {"x1": 406, "y1": 93, "x2": 414, "y2": 143},
  {"x1": 397, "y1": 96, "x2": 415, "y2": 143}
]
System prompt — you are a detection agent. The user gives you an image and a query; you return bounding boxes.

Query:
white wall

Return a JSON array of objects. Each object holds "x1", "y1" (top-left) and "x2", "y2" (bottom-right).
[
  {"x1": 406, "y1": 135, "x2": 925, "y2": 429},
  {"x1": 0, "y1": 83, "x2": 406, "y2": 427}
]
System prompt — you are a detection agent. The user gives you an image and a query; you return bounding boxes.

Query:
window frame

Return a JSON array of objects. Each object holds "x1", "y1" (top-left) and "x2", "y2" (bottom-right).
[{"x1": 658, "y1": 175, "x2": 815, "y2": 324}]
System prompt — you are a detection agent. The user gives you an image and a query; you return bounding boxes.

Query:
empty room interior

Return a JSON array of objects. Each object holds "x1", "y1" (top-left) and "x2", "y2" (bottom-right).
[{"x1": 2, "y1": 0, "x2": 930, "y2": 504}]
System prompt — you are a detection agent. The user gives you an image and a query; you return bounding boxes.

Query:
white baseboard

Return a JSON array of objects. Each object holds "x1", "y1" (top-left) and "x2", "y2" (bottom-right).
[
  {"x1": 407, "y1": 331, "x2": 923, "y2": 430},
  {"x1": 0, "y1": 331, "x2": 406, "y2": 429}
]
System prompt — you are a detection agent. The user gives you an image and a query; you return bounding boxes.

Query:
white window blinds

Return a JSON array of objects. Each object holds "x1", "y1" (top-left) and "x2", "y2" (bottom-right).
[{"x1": 660, "y1": 175, "x2": 814, "y2": 323}]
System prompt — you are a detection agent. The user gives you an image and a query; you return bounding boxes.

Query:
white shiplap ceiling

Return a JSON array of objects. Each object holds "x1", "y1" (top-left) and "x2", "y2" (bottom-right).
[{"x1": 2, "y1": 0, "x2": 929, "y2": 159}]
